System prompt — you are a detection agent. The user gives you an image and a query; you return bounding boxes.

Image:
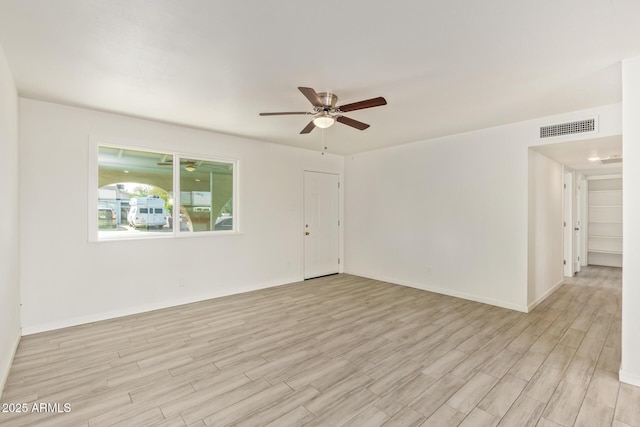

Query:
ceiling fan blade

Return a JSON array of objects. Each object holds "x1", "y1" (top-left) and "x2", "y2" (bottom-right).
[
  {"x1": 337, "y1": 116, "x2": 370, "y2": 130},
  {"x1": 338, "y1": 97, "x2": 387, "y2": 113},
  {"x1": 157, "y1": 162, "x2": 173, "y2": 166},
  {"x1": 300, "y1": 121, "x2": 316, "y2": 134},
  {"x1": 259, "y1": 112, "x2": 308, "y2": 116},
  {"x1": 298, "y1": 87, "x2": 323, "y2": 107}
]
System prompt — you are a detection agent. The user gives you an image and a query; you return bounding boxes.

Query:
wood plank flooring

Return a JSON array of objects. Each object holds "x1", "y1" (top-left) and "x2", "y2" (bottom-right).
[{"x1": 1, "y1": 266, "x2": 638, "y2": 426}]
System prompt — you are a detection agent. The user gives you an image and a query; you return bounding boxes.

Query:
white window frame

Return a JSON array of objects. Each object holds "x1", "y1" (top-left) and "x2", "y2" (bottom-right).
[{"x1": 89, "y1": 139, "x2": 239, "y2": 242}]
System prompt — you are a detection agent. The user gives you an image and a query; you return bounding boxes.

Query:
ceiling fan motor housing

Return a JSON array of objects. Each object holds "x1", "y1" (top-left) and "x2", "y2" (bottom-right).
[{"x1": 317, "y1": 92, "x2": 338, "y2": 109}]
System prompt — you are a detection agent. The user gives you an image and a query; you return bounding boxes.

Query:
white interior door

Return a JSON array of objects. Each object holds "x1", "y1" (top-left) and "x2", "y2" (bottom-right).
[
  {"x1": 578, "y1": 178, "x2": 588, "y2": 267},
  {"x1": 575, "y1": 177, "x2": 584, "y2": 272},
  {"x1": 304, "y1": 171, "x2": 339, "y2": 279}
]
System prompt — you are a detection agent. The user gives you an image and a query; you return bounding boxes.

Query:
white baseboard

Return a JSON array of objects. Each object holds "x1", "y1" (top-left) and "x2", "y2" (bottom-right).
[
  {"x1": 345, "y1": 270, "x2": 528, "y2": 312},
  {"x1": 21, "y1": 276, "x2": 302, "y2": 336},
  {"x1": 0, "y1": 327, "x2": 21, "y2": 400},
  {"x1": 527, "y1": 279, "x2": 564, "y2": 312},
  {"x1": 619, "y1": 369, "x2": 640, "y2": 387}
]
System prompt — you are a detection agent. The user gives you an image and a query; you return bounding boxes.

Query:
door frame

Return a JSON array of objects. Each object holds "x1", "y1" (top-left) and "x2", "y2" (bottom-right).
[
  {"x1": 563, "y1": 169, "x2": 575, "y2": 277},
  {"x1": 302, "y1": 169, "x2": 343, "y2": 280}
]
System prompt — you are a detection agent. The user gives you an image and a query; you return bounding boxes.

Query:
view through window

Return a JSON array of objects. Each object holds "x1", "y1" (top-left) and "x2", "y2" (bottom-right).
[{"x1": 97, "y1": 146, "x2": 235, "y2": 240}]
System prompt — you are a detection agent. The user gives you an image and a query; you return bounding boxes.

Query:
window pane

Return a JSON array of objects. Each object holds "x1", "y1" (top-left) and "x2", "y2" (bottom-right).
[
  {"x1": 179, "y1": 158, "x2": 233, "y2": 232},
  {"x1": 98, "y1": 146, "x2": 173, "y2": 239}
]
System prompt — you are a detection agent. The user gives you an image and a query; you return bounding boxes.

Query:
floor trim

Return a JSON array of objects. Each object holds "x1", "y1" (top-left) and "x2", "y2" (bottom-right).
[
  {"x1": 345, "y1": 270, "x2": 528, "y2": 312},
  {"x1": 0, "y1": 327, "x2": 21, "y2": 399},
  {"x1": 619, "y1": 369, "x2": 640, "y2": 388},
  {"x1": 527, "y1": 278, "x2": 564, "y2": 312},
  {"x1": 21, "y1": 277, "x2": 301, "y2": 335}
]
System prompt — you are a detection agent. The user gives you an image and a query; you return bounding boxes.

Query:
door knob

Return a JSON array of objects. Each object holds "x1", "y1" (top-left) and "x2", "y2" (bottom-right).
[{"x1": 305, "y1": 232, "x2": 310, "y2": 235}]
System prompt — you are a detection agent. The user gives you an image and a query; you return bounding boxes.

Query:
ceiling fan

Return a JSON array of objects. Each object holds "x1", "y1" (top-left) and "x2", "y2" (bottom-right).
[
  {"x1": 259, "y1": 87, "x2": 387, "y2": 134},
  {"x1": 157, "y1": 159, "x2": 197, "y2": 172}
]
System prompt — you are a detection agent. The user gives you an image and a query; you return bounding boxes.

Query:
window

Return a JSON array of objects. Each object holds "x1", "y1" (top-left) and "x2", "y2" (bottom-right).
[
  {"x1": 180, "y1": 157, "x2": 234, "y2": 233},
  {"x1": 92, "y1": 144, "x2": 237, "y2": 241}
]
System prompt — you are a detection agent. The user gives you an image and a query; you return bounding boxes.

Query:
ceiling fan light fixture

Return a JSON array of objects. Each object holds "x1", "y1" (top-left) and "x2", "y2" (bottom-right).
[
  {"x1": 313, "y1": 115, "x2": 335, "y2": 129},
  {"x1": 185, "y1": 165, "x2": 196, "y2": 172}
]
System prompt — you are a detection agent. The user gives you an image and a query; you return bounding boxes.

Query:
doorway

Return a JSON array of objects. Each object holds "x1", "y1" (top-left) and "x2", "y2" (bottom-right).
[
  {"x1": 304, "y1": 171, "x2": 340, "y2": 279},
  {"x1": 532, "y1": 135, "x2": 622, "y2": 272}
]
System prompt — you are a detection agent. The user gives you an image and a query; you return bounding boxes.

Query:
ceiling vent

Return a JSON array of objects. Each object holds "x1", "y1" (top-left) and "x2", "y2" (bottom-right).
[
  {"x1": 600, "y1": 157, "x2": 623, "y2": 165},
  {"x1": 540, "y1": 118, "x2": 596, "y2": 139}
]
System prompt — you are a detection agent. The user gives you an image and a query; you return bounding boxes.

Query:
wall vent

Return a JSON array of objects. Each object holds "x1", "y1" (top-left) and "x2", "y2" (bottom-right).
[
  {"x1": 600, "y1": 157, "x2": 623, "y2": 165},
  {"x1": 540, "y1": 118, "x2": 596, "y2": 139}
]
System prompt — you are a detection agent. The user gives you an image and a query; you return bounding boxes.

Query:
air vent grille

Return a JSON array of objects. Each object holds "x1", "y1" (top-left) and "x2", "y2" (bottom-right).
[
  {"x1": 540, "y1": 118, "x2": 596, "y2": 138},
  {"x1": 600, "y1": 157, "x2": 623, "y2": 165}
]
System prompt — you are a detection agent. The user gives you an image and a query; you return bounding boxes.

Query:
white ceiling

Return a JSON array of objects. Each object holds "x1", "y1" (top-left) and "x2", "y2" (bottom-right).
[
  {"x1": 533, "y1": 135, "x2": 622, "y2": 176},
  {"x1": 0, "y1": 1, "x2": 639, "y2": 155}
]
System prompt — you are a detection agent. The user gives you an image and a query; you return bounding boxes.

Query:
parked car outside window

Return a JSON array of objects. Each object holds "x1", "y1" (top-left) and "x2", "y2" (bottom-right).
[
  {"x1": 98, "y1": 207, "x2": 116, "y2": 229},
  {"x1": 214, "y1": 216, "x2": 233, "y2": 231}
]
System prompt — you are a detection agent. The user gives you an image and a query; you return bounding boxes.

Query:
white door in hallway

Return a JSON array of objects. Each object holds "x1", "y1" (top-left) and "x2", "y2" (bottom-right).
[{"x1": 304, "y1": 171, "x2": 339, "y2": 279}]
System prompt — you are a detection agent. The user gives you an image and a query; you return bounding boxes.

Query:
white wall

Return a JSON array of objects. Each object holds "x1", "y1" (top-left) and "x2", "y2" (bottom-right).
[
  {"x1": 621, "y1": 56, "x2": 640, "y2": 387},
  {"x1": 0, "y1": 44, "x2": 21, "y2": 395},
  {"x1": 344, "y1": 104, "x2": 621, "y2": 312},
  {"x1": 527, "y1": 150, "x2": 564, "y2": 309},
  {"x1": 19, "y1": 99, "x2": 344, "y2": 334}
]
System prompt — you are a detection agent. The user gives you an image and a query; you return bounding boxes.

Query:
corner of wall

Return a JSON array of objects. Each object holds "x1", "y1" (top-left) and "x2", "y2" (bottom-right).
[
  {"x1": 619, "y1": 369, "x2": 640, "y2": 388},
  {"x1": 0, "y1": 40, "x2": 22, "y2": 399},
  {"x1": 527, "y1": 278, "x2": 564, "y2": 312},
  {"x1": 621, "y1": 55, "x2": 640, "y2": 387},
  {"x1": 527, "y1": 149, "x2": 565, "y2": 308},
  {"x1": 0, "y1": 329, "x2": 21, "y2": 399}
]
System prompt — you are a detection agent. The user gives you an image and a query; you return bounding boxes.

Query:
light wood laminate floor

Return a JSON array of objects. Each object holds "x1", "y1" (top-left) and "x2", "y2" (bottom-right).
[{"x1": 1, "y1": 266, "x2": 638, "y2": 426}]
